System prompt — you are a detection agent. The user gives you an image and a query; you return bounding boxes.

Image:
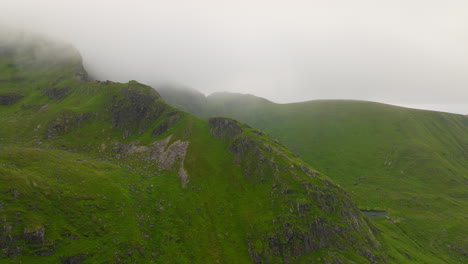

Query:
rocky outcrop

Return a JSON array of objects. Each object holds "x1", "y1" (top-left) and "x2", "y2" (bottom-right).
[
  {"x1": 245, "y1": 176, "x2": 383, "y2": 263},
  {"x1": 61, "y1": 253, "x2": 88, "y2": 264},
  {"x1": 230, "y1": 136, "x2": 270, "y2": 180},
  {"x1": 0, "y1": 92, "x2": 23, "y2": 105},
  {"x1": 1, "y1": 224, "x2": 53, "y2": 258},
  {"x1": 110, "y1": 83, "x2": 164, "y2": 138},
  {"x1": 252, "y1": 212, "x2": 381, "y2": 263},
  {"x1": 152, "y1": 111, "x2": 181, "y2": 138},
  {"x1": 208, "y1": 117, "x2": 244, "y2": 139},
  {"x1": 23, "y1": 227, "x2": 46, "y2": 244},
  {"x1": 208, "y1": 119, "x2": 384, "y2": 263},
  {"x1": 1, "y1": 224, "x2": 21, "y2": 258},
  {"x1": 45, "y1": 87, "x2": 71, "y2": 101},
  {"x1": 46, "y1": 111, "x2": 91, "y2": 139},
  {"x1": 230, "y1": 136, "x2": 258, "y2": 156},
  {"x1": 112, "y1": 136, "x2": 190, "y2": 187}
]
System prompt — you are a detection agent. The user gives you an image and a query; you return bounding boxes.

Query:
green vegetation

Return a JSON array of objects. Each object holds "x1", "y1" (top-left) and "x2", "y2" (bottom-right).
[
  {"x1": 160, "y1": 90, "x2": 468, "y2": 263},
  {"x1": 0, "y1": 34, "x2": 386, "y2": 263}
]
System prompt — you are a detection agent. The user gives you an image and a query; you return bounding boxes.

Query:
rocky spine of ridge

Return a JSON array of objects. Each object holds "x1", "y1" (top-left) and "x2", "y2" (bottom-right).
[{"x1": 208, "y1": 118, "x2": 384, "y2": 263}]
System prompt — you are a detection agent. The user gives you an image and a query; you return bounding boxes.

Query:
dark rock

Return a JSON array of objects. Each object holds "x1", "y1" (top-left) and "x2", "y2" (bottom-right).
[
  {"x1": 230, "y1": 137, "x2": 258, "y2": 156},
  {"x1": 63, "y1": 233, "x2": 80, "y2": 240},
  {"x1": 152, "y1": 111, "x2": 181, "y2": 137},
  {"x1": 1, "y1": 224, "x2": 18, "y2": 256},
  {"x1": 250, "y1": 215, "x2": 382, "y2": 263},
  {"x1": 34, "y1": 245, "x2": 55, "y2": 256},
  {"x1": 1, "y1": 224, "x2": 54, "y2": 258},
  {"x1": 247, "y1": 239, "x2": 262, "y2": 264},
  {"x1": 0, "y1": 92, "x2": 24, "y2": 105},
  {"x1": 446, "y1": 244, "x2": 468, "y2": 257},
  {"x1": 229, "y1": 136, "x2": 269, "y2": 181},
  {"x1": 281, "y1": 189, "x2": 295, "y2": 194},
  {"x1": 232, "y1": 132, "x2": 385, "y2": 263},
  {"x1": 45, "y1": 87, "x2": 71, "y2": 101},
  {"x1": 252, "y1": 130, "x2": 265, "y2": 136},
  {"x1": 208, "y1": 117, "x2": 243, "y2": 139},
  {"x1": 298, "y1": 164, "x2": 320, "y2": 177},
  {"x1": 62, "y1": 253, "x2": 88, "y2": 264},
  {"x1": 152, "y1": 122, "x2": 170, "y2": 137},
  {"x1": 110, "y1": 83, "x2": 164, "y2": 138},
  {"x1": 2, "y1": 243, "x2": 23, "y2": 258},
  {"x1": 46, "y1": 111, "x2": 91, "y2": 139},
  {"x1": 23, "y1": 227, "x2": 46, "y2": 244}
]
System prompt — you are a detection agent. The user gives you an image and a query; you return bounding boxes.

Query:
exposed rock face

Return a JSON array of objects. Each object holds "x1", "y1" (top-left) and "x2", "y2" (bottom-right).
[
  {"x1": 230, "y1": 137, "x2": 260, "y2": 157},
  {"x1": 1, "y1": 225, "x2": 52, "y2": 258},
  {"x1": 208, "y1": 117, "x2": 244, "y2": 139},
  {"x1": 1, "y1": 224, "x2": 21, "y2": 258},
  {"x1": 230, "y1": 136, "x2": 269, "y2": 180},
  {"x1": 23, "y1": 227, "x2": 46, "y2": 244},
  {"x1": 113, "y1": 136, "x2": 190, "y2": 187},
  {"x1": 45, "y1": 87, "x2": 71, "y2": 101},
  {"x1": 154, "y1": 139, "x2": 189, "y2": 170},
  {"x1": 0, "y1": 92, "x2": 23, "y2": 105},
  {"x1": 110, "y1": 83, "x2": 164, "y2": 138},
  {"x1": 46, "y1": 111, "x2": 91, "y2": 139},
  {"x1": 152, "y1": 111, "x2": 181, "y2": 137},
  {"x1": 208, "y1": 118, "x2": 384, "y2": 263},
  {"x1": 257, "y1": 211, "x2": 381, "y2": 263},
  {"x1": 62, "y1": 253, "x2": 88, "y2": 264}
]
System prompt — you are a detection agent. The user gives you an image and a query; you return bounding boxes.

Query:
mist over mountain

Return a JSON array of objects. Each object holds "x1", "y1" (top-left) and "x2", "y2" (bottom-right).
[
  {"x1": 2, "y1": 0, "x2": 468, "y2": 113},
  {"x1": 0, "y1": 29, "x2": 393, "y2": 263},
  {"x1": 1, "y1": 1, "x2": 467, "y2": 263}
]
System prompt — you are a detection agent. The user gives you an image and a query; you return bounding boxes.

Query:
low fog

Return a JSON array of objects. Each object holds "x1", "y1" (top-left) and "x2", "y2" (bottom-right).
[{"x1": 2, "y1": 0, "x2": 467, "y2": 114}]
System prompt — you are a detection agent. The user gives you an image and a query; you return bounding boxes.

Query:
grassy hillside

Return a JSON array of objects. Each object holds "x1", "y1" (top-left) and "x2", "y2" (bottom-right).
[
  {"x1": 159, "y1": 89, "x2": 468, "y2": 263},
  {"x1": 0, "y1": 33, "x2": 387, "y2": 263}
]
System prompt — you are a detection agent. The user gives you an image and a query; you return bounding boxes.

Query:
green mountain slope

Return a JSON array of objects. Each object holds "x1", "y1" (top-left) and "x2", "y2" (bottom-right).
[
  {"x1": 0, "y1": 34, "x2": 386, "y2": 263},
  {"x1": 157, "y1": 89, "x2": 468, "y2": 263}
]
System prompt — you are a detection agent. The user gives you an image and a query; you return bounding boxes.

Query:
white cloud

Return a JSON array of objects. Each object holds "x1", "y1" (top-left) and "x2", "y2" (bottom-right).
[{"x1": 2, "y1": 0, "x2": 467, "y2": 113}]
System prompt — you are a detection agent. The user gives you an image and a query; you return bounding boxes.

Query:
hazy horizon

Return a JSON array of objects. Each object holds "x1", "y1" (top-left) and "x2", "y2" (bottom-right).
[{"x1": 2, "y1": 0, "x2": 467, "y2": 114}]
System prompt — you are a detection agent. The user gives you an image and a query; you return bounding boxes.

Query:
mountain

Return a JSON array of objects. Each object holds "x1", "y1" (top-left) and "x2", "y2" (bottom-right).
[
  {"x1": 157, "y1": 88, "x2": 468, "y2": 263},
  {"x1": 156, "y1": 84, "x2": 207, "y2": 116},
  {"x1": 0, "y1": 33, "x2": 388, "y2": 263}
]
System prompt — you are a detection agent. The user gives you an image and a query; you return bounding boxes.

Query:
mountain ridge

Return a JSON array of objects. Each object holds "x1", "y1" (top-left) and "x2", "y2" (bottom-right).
[
  {"x1": 0, "y1": 32, "x2": 387, "y2": 263},
  {"x1": 156, "y1": 85, "x2": 468, "y2": 263},
  {"x1": 158, "y1": 85, "x2": 466, "y2": 116}
]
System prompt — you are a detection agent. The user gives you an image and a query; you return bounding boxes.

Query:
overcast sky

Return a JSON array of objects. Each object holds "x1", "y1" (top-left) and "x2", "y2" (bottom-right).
[{"x1": 2, "y1": 0, "x2": 467, "y2": 114}]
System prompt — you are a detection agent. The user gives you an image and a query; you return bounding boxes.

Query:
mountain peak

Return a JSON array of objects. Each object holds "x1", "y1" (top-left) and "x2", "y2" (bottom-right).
[{"x1": 0, "y1": 27, "x2": 87, "y2": 80}]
